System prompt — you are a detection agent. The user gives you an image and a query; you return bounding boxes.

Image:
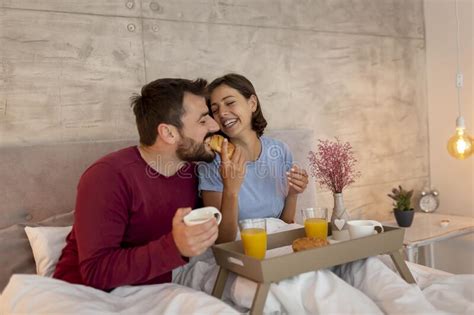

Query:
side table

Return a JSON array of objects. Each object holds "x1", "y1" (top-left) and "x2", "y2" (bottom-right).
[{"x1": 384, "y1": 212, "x2": 474, "y2": 268}]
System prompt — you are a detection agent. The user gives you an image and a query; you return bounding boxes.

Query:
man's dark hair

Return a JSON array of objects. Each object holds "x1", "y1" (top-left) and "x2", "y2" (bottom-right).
[
  {"x1": 207, "y1": 73, "x2": 267, "y2": 137},
  {"x1": 131, "y1": 78, "x2": 207, "y2": 146}
]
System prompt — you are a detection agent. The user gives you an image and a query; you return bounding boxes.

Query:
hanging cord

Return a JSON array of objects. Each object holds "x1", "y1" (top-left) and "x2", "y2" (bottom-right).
[{"x1": 455, "y1": 0, "x2": 462, "y2": 118}]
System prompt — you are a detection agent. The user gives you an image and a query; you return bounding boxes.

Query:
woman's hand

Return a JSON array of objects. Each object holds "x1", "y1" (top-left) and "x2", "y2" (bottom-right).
[
  {"x1": 219, "y1": 139, "x2": 246, "y2": 195},
  {"x1": 287, "y1": 165, "x2": 308, "y2": 196}
]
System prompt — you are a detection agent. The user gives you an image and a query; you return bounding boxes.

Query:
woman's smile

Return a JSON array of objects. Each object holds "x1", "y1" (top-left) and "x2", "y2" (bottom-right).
[{"x1": 222, "y1": 118, "x2": 239, "y2": 129}]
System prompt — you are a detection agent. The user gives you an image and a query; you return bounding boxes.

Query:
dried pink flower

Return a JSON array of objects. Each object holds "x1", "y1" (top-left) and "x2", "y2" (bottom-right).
[{"x1": 308, "y1": 138, "x2": 361, "y2": 193}]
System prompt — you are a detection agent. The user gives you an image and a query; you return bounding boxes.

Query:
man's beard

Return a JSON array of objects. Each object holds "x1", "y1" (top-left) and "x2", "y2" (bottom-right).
[{"x1": 176, "y1": 133, "x2": 215, "y2": 163}]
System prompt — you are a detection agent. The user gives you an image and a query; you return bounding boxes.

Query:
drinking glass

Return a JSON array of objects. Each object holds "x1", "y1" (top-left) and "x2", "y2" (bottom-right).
[
  {"x1": 301, "y1": 207, "x2": 328, "y2": 240},
  {"x1": 238, "y1": 218, "x2": 267, "y2": 260}
]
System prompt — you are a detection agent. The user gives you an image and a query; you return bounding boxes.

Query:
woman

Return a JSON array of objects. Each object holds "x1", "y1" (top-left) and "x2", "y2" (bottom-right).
[{"x1": 198, "y1": 73, "x2": 308, "y2": 243}]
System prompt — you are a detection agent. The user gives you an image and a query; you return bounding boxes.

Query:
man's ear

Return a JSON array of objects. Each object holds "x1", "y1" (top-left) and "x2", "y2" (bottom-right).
[
  {"x1": 249, "y1": 95, "x2": 258, "y2": 113},
  {"x1": 157, "y1": 124, "x2": 178, "y2": 144}
]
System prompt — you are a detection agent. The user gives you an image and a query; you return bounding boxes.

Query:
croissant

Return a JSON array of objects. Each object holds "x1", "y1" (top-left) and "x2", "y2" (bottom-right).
[
  {"x1": 292, "y1": 237, "x2": 328, "y2": 252},
  {"x1": 209, "y1": 135, "x2": 235, "y2": 159}
]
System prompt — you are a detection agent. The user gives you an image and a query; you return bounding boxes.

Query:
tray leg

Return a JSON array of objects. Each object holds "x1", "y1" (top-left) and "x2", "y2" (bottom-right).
[
  {"x1": 250, "y1": 282, "x2": 270, "y2": 315},
  {"x1": 211, "y1": 266, "x2": 229, "y2": 298},
  {"x1": 390, "y1": 249, "x2": 416, "y2": 284}
]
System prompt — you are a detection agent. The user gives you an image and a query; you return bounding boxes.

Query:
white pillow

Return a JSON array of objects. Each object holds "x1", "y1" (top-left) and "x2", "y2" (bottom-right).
[{"x1": 24, "y1": 226, "x2": 72, "y2": 277}]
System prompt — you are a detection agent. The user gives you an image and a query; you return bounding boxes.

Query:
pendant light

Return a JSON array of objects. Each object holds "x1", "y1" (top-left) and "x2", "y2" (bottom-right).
[{"x1": 446, "y1": 0, "x2": 472, "y2": 159}]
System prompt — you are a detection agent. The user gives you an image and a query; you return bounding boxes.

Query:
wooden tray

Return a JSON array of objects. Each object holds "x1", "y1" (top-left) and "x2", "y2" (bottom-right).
[{"x1": 211, "y1": 226, "x2": 415, "y2": 314}]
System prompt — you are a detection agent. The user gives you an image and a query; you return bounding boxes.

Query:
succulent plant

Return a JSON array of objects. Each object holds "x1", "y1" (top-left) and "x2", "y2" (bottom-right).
[{"x1": 388, "y1": 185, "x2": 414, "y2": 211}]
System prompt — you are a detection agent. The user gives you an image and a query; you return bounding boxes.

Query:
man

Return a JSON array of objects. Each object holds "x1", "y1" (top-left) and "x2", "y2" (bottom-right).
[{"x1": 53, "y1": 78, "x2": 220, "y2": 291}]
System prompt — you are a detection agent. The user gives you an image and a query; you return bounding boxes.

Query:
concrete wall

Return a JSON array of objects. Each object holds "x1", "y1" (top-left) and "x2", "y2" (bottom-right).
[
  {"x1": 424, "y1": 0, "x2": 473, "y2": 274},
  {"x1": 0, "y1": 1, "x2": 428, "y2": 221}
]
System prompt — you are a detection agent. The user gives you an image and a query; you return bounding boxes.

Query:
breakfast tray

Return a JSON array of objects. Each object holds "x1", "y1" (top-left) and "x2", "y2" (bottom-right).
[{"x1": 211, "y1": 226, "x2": 415, "y2": 315}]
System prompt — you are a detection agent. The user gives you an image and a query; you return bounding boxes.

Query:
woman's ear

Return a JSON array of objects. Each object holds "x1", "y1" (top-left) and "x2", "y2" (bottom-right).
[
  {"x1": 249, "y1": 95, "x2": 258, "y2": 113},
  {"x1": 157, "y1": 124, "x2": 178, "y2": 144}
]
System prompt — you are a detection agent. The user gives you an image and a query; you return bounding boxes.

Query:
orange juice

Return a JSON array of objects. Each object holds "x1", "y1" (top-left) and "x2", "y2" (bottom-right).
[
  {"x1": 304, "y1": 218, "x2": 328, "y2": 240},
  {"x1": 241, "y1": 228, "x2": 267, "y2": 259}
]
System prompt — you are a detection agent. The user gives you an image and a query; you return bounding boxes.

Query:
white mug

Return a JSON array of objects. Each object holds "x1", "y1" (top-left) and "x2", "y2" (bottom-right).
[
  {"x1": 183, "y1": 206, "x2": 222, "y2": 226},
  {"x1": 347, "y1": 220, "x2": 384, "y2": 239}
]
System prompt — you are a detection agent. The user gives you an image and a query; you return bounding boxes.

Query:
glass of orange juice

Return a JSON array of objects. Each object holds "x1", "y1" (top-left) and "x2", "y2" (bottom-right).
[
  {"x1": 238, "y1": 218, "x2": 267, "y2": 260},
  {"x1": 302, "y1": 208, "x2": 328, "y2": 240}
]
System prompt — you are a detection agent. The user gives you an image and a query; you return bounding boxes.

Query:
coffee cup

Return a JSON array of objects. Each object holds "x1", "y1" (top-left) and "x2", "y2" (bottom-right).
[
  {"x1": 183, "y1": 207, "x2": 222, "y2": 226},
  {"x1": 347, "y1": 220, "x2": 384, "y2": 239}
]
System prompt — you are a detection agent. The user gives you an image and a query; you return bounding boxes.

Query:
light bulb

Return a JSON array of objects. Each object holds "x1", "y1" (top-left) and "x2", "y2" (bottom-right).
[{"x1": 447, "y1": 117, "x2": 472, "y2": 160}]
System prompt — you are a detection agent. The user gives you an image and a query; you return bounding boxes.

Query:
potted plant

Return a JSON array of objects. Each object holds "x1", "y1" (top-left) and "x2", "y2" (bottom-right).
[{"x1": 388, "y1": 185, "x2": 415, "y2": 227}]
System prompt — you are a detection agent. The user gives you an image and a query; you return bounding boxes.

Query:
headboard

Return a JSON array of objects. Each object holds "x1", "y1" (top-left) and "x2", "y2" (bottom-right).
[
  {"x1": 0, "y1": 140, "x2": 138, "y2": 229},
  {"x1": 0, "y1": 129, "x2": 315, "y2": 291}
]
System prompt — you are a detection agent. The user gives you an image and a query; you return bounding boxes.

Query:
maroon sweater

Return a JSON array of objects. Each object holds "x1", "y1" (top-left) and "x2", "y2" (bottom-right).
[{"x1": 53, "y1": 146, "x2": 198, "y2": 290}]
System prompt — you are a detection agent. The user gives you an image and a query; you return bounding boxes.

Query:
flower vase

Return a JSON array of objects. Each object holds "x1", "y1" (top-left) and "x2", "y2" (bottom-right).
[{"x1": 331, "y1": 193, "x2": 351, "y2": 241}]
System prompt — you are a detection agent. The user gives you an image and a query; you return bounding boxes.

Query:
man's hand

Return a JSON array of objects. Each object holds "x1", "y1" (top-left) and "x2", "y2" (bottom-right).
[
  {"x1": 172, "y1": 207, "x2": 219, "y2": 257},
  {"x1": 287, "y1": 165, "x2": 308, "y2": 196},
  {"x1": 219, "y1": 139, "x2": 246, "y2": 194}
]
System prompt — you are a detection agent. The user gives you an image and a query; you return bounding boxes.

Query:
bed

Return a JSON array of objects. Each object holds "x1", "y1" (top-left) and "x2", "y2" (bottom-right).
[{"x1": 0, "y1": 130, "x2": 472, "y2": 314}]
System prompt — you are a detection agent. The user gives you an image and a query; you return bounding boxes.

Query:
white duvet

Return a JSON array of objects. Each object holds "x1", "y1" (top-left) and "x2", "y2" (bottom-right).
[
  {"x1": 0, "y1": 275, "x2": 239, "y2": 314},
  {"x1": 1, "y1": 219, "x2": 473, "y2": 314}
]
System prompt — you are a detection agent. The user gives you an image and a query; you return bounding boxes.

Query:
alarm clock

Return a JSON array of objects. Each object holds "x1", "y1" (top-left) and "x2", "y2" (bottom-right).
[{"x1": 419, "y1": 190, "x2": 440, "y2": 213}]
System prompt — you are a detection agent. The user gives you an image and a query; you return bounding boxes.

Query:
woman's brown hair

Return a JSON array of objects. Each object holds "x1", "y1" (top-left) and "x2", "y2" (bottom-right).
[{"x1": 207, "y1": 73, "x2": 267, "y2": 137}]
